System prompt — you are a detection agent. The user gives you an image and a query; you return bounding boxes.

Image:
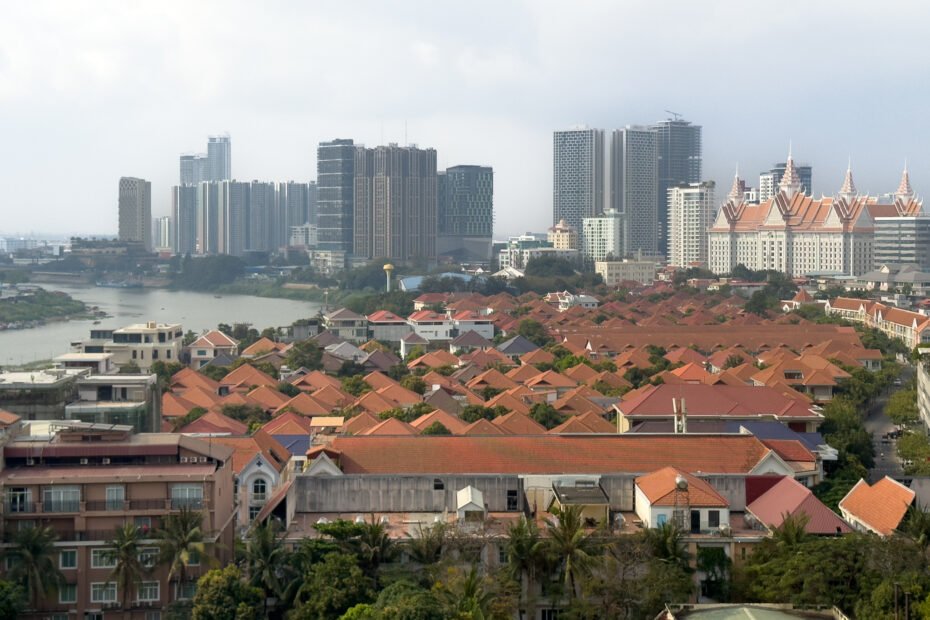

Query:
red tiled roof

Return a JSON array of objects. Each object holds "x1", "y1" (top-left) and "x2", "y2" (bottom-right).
[
  {"x1": 221, "y1": 364, "x2": 277, "y2": 389},
  {"x1": 327, "y1": 434, "x2": 774, "y2": 475},
  {"x1": 362, "y1": 417, "x2": 419, "y2": 436},
  {"x1": 461, "y1": 418, "x2": 508, "y2": 436},
  {"x1": 179, "y1": 411, "x2": 247, "y2": 435},
  {"x1": 761, "y1": 439, "x2": 815, "y2": 463},
  {"x1": 343, "y1": 412, "x2": 380, "y2": 435},
  {"x1": 262, "y1": 410, "x2": 315, "y2": 435},
  {"x1": 491, "y1": 411, "x2": 546, "y2": 435},
  {"x1": 410, "y1": 409, "x2": 468, "y2": 434},
  {"x1": 242, "y1": 337, "x2": 286, "y2": 357},
  {"x1": 190, "y1": 330, "x2": 238, "y2": 348},
  {"x1": 618, "y1": 384, "x2": 818, "y2": 420},
  {"x1": 839, "y1": 476, "x2": 915, "y2": 536},
  {"x1": 170, "y1": 367, "x2": 220, "y2": 393},
  {"x1": 275, "y1": 392, "x2": 331, "y2": 417},
  {"x1": 367, "y1": 310, "x2": 407, "y2": 323},
  {"x1": 635, "y1": 467, "x2": 729, "y2": 507},
  {"x1": 408, "y1": 310, "x2": 449, "y2": 323},
  {"x1": 291, "y1": 371, "x2": 342, "y2": 392},
  {"x1": 747, "y1": 476, "x2": 851, "y2": 535},
  {"x1": 210, "y1": 431, "x2": 288, "y2": 475}
]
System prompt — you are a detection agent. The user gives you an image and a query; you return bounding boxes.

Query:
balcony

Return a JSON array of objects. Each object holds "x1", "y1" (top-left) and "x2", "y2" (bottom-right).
[
  {"x1": 85, "y1": 498, "x2": 168, "y2": 512},
  {"x1": 170, "y1": 498, "x2": 204, "y2": 511}
]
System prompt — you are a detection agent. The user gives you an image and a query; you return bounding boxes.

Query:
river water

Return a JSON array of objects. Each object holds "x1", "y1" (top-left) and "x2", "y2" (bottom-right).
[{"x1": 0, "y1": 285, "x2": 322, "y2": 366}]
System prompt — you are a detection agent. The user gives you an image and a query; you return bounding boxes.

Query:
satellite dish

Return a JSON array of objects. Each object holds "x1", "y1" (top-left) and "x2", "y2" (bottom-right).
[{"x1": 675, "y1": 475, "x2": 688, "y2": 490}]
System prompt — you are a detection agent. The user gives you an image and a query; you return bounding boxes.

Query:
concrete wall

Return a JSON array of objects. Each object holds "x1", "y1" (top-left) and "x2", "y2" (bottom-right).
[{"x1": 295, "y1": 474, "x2": 522, "y2": 513}]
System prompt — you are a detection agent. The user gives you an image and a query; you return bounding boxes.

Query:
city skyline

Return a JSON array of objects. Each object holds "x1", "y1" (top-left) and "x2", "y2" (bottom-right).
[{"x1": 3, "y1": 2, "x2": 930, "y2": 237}]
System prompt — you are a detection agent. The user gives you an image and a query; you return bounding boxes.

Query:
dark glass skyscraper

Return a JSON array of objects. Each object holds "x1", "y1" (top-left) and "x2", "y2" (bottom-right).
[
  {"x1": 650, "y1": 118, "x2": 702, "y2": 257},
  {"x1": 437, "y1": 165, "x2": 493, "y2": 262},
  {"x1": 316, "y1": 139, "x2": 356, "y2": 252},
  {"x1": 353, "y1": 144, "x2": 437, "y2": 261}
]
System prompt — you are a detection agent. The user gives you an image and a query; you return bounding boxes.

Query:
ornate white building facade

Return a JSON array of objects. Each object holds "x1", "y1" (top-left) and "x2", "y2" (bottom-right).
[{"x1": 708, "y1": 154, "x2": 922, "y2": 277}]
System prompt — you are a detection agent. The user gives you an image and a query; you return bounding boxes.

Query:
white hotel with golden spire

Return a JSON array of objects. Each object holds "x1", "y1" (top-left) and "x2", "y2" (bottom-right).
[{"x1": 708, "y1": 152, "x2": 922, "y2": 277}]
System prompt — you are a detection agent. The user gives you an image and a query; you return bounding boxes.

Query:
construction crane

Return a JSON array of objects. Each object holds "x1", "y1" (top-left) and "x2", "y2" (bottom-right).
[{"x1": 664, "y1": 109, "x2": 683, "y2": 121}]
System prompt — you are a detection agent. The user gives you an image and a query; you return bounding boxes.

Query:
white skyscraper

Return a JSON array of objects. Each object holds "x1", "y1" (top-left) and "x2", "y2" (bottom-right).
[
  {"x1": 667, "y1": 181, "x2": 715, "y2": 268},
  {"x1": 154, "y1": 216, "x2": 173, "y2": 251},
  {"x1": 118, "y1": 177, "x2": 152, "y2": 251},
  {"x1": 582, "y1": 209, "x2": 624, "y2": 262},
  {"x1": 553, "y1": 128, "x2": 605, "y2": 232},
  {"x1": 179, "y1": 154, "x2": 207, "y2": 185}
]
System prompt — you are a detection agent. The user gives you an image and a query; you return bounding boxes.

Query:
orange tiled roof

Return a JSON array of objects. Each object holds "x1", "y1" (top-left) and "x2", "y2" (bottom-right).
[
  {"x1": 491, "y1": 410, "x2": 546, "y2": 435},
  {"x1": 635, "y1": 467, "x2": 729, "y2": 507},
  {"x1": 262, "y1": 410, "x2": 315, "y2": 435},
  {"x1": 840, "y1": 477, "x2": 915, "y2": 536},
  {"x1": 321, "y1": 435, "x2": 777, "y2": 475},
  {"x1": 221, "y1": 364, "x2": 277, "y2": 390},
  {"x1": 410, "y1": 409, "x2": 469, "y2": 435}
]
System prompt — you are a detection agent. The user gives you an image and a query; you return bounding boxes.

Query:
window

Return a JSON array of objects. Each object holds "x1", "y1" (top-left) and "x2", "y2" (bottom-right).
[
  {"x1": 251, "y1": 479, "x2": 267, "y2": 503},
  {"x1": 176, "y1": 581, "x2": 197, "y2": 600},
  {"x1": 249, "y1": 505, "x2": 261, "y2": 521},
  {"x1": 5, "y1": 487, "x2": 32, "y2": 513},
  {"x1": 170, "y1": 484, "x2": 203, "y2": 509},
  {"x1": 146, "y1": 612, "x2": 162, "y2": 620},
  {"x1": 433, "y1": 478, "x2": 444, "y2": 491},
  {"x1": 51, "y1": 614, "x2": 69, "y2": 620},
  {"x1": 106, "y1": 486, "x2": 125, "y2": 510},
  {"x1": 152, "y1": 350, "x2": 159, "y2": 360},
  {"x1": 59, "y1": 583, "x2": 77, "y2": 604},
  {"x1": 137, "y1": 581, "x2": 160, "y2": 602},
  {"x1": 506, "y1": 490, "x2": 519, "y2": 511},
  {"x1": 139, "y1": 547, "x2": 158, "y2": 569},
  {"x1": 167, "y1": 350, "x2": 172, "y2": 360},
  {"x1": 135, "y1": 516, "x2": 153, "y2": 533},
  {"x1": 43, "y1": 486, "x2": 80, "y2": 513},
  {"x1": 132, "y1": 350, "x2": 138, "y2": 359},
  {"x1": 91, "y1": 582, "x2": 117, "y2": 603},
  {"x1": 91, "y1": 548, "x2": 116, "y2": 569},
  {"x1": 197, "y1": 350, "x2": 207, "y2": 356},
  {"x1": 708, "y1": 510, "x2": 720, "y2": 528},
  {"x1": 656, "y1": 513, "x2": 668, "y2": 526},
  {"x1": 4, "y1": 557, "x2": 19, "y2": 571},
  {"x1": 541, "y1": 610, "x2": 561, "y2": 620},
  {"x1": 187, "y1": 549, "x2": 200, "y2": 566},
  {"x1": 60, "y1": 549, "x2": 77, "y2": 569}
]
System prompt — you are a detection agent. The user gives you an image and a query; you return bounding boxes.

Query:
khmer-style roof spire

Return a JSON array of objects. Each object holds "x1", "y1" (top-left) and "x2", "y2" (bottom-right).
[
  {"x1": 839, "y1": 159, "x2": 857, "y2": 197},
  {"x1": 779, "y1": 145, "x2": 802, "y2": 198},
  {"x1": 896, "y1": 161, "x2": 913, "y2": 198},
  {"x1": 728, "y1": 165, "x2": 743, "y2": 201}
]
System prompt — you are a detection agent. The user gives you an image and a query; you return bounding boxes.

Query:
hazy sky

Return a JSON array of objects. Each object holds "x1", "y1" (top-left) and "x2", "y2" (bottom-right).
[{"x1": 2, "y1": 1, "x2": 929, "y2": 237}]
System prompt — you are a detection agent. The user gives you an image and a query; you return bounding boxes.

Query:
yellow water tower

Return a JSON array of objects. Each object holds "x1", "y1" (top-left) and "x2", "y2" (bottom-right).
[{"x1": 383, "y1": 263, "x2": 395, "y2": 292}]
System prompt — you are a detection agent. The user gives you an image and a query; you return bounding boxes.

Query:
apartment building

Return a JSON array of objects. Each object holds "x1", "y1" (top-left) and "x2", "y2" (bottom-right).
[
  {"x1": 0, "y1": 423, "x2": 235, "y2": 619},
  {"x1": 74, "y1": 323, "x2": 183, "y2": 372}
]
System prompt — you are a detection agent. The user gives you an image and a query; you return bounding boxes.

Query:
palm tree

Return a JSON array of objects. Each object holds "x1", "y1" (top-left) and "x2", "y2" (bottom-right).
[
  {"x1": 644, "y1": 521, "x2": 689, "y2": 568},
  {"x1": 104, "y1": 523, "x2": 146, "y2": 614},
  {"x1": 153, "y1": 507, "x2": 208, "y2": 597},
  {"x1": 543, "y1": 504, "x2": 599, "y2": 602},
  {"x1": 438, "y1": 565, "x2": 497, "y2": 619},
  {"x1": 6, "y1": 525, "x2": 63, "y2": 609},
  {"x1": 246, "y1": 520, "x2": 293, "y2": 616},
  {"x1": 406, "y1": 521, "x2": 447, "y2": 566},
  {"x1": 357, "y1": 515, "x2": 396, "y2": 575},
  {"x1": 505, "y1": 516, "x2": 546, "y2": 618},
  {"x1": 771, "y1": 512, "x2": 810, "y2": 550}
]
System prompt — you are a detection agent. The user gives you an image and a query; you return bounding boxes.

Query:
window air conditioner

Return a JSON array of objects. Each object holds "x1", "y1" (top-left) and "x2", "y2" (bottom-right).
[
  {"x1": 80, "y1": 458, "x2": 89, "y2": 465},
  {"x1": 102, "y1": 458, "x2": 111, "y2": 465}
]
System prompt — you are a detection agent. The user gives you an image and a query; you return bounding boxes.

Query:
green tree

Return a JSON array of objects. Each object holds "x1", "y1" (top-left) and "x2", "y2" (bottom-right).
[
  {"x1": 356, "y1": 517, "x2": 397, "y2": 577},
  {"x1": 643, "y1": 522, "x2": 689, "y2": 568},
  {"x1": 543, "y1": 504, "x2": 599, "y2": 601},
  {"x1": 405, "y1": 522, "x2": 448, "y2": 566},
  {"x1": 421, "y1": 421, "x2": 452, "y2": 435},
  {"x1": 460, "y1": 405, "x2": 504, "y2": 423},
  {"x1": 151, "y1": 361, "x2": 185, "y2": 390},
  {"x1": 516, "y1": 319, "x2": 552, "y2": 347},
  {"x1": 524, "y1": 256, "x2": 576, "y2": 277},
  {"x1": 505, "y1": 516, "x2": 547, "y2": 616},
  {"x1": 885, "y1": 388, "x2": 919, "y2": 426},
  {"x1": 400, "y1": 375, "x2": 427, "y2": 395},
  {"x1": 104, "y1": 522, "x2": 147, "y2": 611},
  {"x1": 434, "y1": 565, "x2": 503, "y2": 619},
  {"x1": 529, "y1": 403, "x2": 565, "y2": 430},
  {"x1": 292, "y1": 553, "x2": 375, "y2": 620},
  {"x1": 286, "y1": 339, "x2": 324, "y2": 371},
  {"x1": 245, "y1": 520, "x2": 294, "y2": 615},
  {"x1": 0, "y1": 581, "x2": 25, "y2": 619},
  {"x1": 6, "y1": 525, "x2": 63, "y2": 608},
  {"x1": 155, "y1": 507, "x2": 210, "y2": 591},
  {"x1": 192, "y1": 565, "x2": 263, "y2": 620},
  {"x1": 342, "y1": 375, "x2": 372, "y2": 397},
  {"x1": 277, "y1": 382, "x2": 302, "y2": 398},
  {"x1": 119, "y1": 360, "x2": 142, "y2": 374}
]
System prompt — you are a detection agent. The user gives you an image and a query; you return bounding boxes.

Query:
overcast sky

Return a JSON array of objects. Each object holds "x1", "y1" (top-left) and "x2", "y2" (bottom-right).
[{"x1": 2, "y1": 1, "x2": 929, "y2": 237}]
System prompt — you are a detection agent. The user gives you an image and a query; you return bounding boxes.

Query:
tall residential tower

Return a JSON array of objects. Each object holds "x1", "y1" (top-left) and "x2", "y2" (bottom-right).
[
  {"x1": 553, "y1": 128, "x2": 605, "y2": 232},
  {"x1": 118, "y1": 177, "x2": 152, "y2": 251},
  {"x1": 650, "y1": 118, "x2": 702, "y2": 257},
  {"x1": 437, "y1": 165, "x2": 494, "y2": 263},
  {"x1": 316, "y1": 139, "x2": 356, "y2": 252}
]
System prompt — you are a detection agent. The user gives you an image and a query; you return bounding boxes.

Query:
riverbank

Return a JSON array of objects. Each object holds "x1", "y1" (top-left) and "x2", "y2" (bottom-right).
[
  {"x1": 0, "y1": 289, "x2": 105, "y2": 329},
  {"x1": 213, "y1": 280, "x2": 353, "y2": 305}
]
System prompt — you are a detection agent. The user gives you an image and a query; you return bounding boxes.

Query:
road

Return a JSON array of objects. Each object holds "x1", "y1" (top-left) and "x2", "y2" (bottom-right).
[{"x1": 864, "y1": 365, "x2": 913, "y2": 482}]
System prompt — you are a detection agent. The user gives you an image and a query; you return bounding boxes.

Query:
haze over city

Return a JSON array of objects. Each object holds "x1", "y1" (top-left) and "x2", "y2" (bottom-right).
[{"x1": 2, "y1": 0, "x2": 929, "y2": 236}]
